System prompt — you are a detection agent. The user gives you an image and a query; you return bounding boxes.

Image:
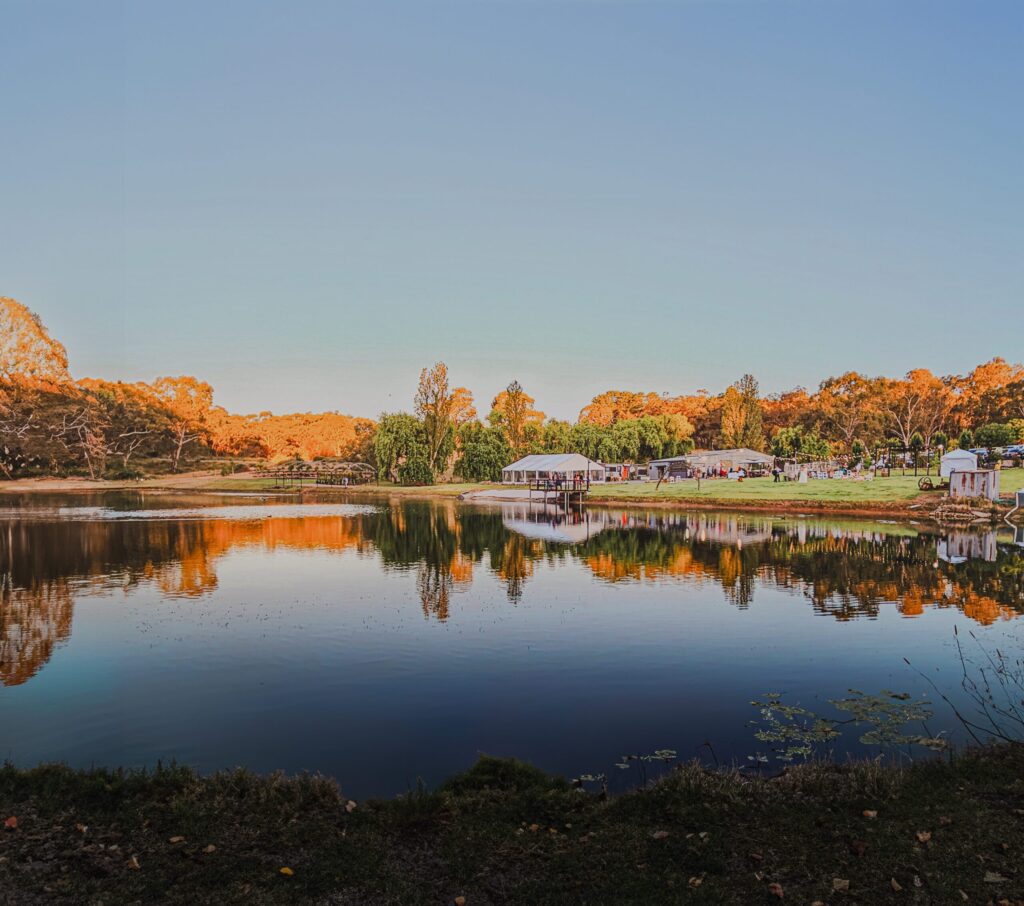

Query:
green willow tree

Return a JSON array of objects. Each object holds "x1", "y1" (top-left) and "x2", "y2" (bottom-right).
[{"x1": 374, "y1": 413, "x2": 433, "y2": 484}]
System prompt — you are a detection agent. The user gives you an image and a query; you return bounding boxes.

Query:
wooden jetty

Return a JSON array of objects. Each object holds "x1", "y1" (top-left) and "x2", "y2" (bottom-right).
[{"x1": 527, "y1": 478, "x2": 589, "y2": 507}]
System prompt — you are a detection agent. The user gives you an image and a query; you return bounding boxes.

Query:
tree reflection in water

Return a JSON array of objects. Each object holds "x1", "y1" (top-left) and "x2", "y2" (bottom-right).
[{"x1": 1, "y1": 499, "x2": 1021, "y2": 685}]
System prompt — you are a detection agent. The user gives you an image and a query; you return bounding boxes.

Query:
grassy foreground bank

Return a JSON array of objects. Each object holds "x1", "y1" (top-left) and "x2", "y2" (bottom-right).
[{"x1": 2, "y1": 748, "x2": 1022, "y2": 905}]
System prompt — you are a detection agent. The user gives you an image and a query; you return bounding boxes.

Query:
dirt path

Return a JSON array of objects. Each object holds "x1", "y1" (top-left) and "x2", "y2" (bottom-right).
[{"x1": 0, "y1": 471, "x2": 224, "y2": 493}]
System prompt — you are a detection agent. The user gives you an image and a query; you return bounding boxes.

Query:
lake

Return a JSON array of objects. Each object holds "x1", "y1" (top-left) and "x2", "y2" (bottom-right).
[{"x1": 1, "y1": 491, "x2": 1021, "y2": 798}]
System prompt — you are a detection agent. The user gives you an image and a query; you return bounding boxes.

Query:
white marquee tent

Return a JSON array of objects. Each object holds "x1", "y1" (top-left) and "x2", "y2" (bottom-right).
[
  {"x1": 501, "y1": 453, "x2": 606, "y2": 485},
  {"x1": 940, "y1": 448, "x2": 978, "y2": 478}
]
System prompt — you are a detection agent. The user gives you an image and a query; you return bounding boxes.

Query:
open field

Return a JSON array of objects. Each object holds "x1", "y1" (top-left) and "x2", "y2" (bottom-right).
[{"x1": 1, "y1": 746, "x2": 1022, "y2": 905}]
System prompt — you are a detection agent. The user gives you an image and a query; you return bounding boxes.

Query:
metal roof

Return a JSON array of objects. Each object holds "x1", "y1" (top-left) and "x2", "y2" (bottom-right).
[{"x1": 649, "y1": 448, "x2": 774, "y2": 466}]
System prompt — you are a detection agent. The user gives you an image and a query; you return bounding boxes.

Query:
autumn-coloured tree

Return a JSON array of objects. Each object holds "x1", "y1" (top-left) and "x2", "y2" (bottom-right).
[
  {"x1": 579, "y1": 390, "x2": 663, "y2": 426},
  {"x1": 665, "y1": 392, "x2": 719, "y2": 448},
  {"x1": 50, "y1": 402, "x2": 110, "y2": 479},
  {"x1": 881, "y1": 369, "x2": 951, "y2": 448},
  {"x1": 951, "y1": 358, "x2": 1024, "y2": 429},
  {"x1": 152, "y1": 376, "x2": 214, "y2": 472},
  {"x1": 719, "y1": 375, "x2": 764, "y2": 450},
  {"x1": 77, "y1": 379, "x2": 171, "y2": 470},
  {"x1": 762, "y1": 388, "x2": 815, "y2": 437},
  {"x1": 1003, "y1": 379, "x2": 1024, "y2": 421},
  {"x1": 0, "y1": 297, "x2": 71, "y2": 383},
  {"x1": 414, "y1": 363, "x2": 459, "y2": 474},
  {"x1": 450, "y1": 386, "x2": 477, "y2": 428},
  {"x1": 815, "y1": 372, "x2": 882, "y2": 452},
  {"x1": 489, "y1": 381, "x2": 545, "y2": 455}
]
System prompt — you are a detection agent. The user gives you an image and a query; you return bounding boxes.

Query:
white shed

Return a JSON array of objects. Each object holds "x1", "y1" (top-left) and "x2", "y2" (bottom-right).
[
  {"x1": 940, "y1": 448, "x2": 978, "y2": 478},
  {"x1": 501, "y1": 453, "x2": 606, "y2": 485},
  {"x1": 948, "y1": 469, "x2": 1000, "y2": 502}
]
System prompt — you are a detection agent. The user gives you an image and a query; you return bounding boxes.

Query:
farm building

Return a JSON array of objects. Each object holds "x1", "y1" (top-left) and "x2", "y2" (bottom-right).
[
  {"x1": 648, "y1": 448, "x2": 775, "y2": 481},
  {"x1": 501, "y1": 453, "x2": 607, "y2": 485},
  {"x1": 603, "y1": 463, "x2": 643, "y2": 482},
  {"x1": 939, "y1": 448, "x2": 978, "y2": 478}
]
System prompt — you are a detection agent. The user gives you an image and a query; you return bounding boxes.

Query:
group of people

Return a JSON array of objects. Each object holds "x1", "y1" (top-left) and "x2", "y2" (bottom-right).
[
  {"x1": 693, "y1": 466, "x2": 749, "y2": 480},
  {"x1": 541, "y1": 474, "x2": 588, "y2": 491}
]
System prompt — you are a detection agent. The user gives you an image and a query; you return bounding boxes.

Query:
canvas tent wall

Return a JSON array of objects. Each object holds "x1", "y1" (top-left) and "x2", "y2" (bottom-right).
[
  {"x1": 501, "y1": 453, "x2": 607, "y2": 485},
  {"x1": 940, "y1": 449, "x2": 978, "y2": 478}
]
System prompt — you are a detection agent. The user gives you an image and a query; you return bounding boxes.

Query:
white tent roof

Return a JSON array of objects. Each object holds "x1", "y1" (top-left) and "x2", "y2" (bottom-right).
[
  {"x1": 502, "y1": 453, "x2": 605, "y2": 473},
  {"x1": 940, "y1": 449, "x2": 978, "y2": 477},
  {"x1": 650, "y1": 448, "x2": 774, "y2": 467}
]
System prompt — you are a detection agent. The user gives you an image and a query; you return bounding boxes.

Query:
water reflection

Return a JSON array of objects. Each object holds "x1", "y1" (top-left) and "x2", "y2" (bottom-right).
[{"x1": 1, "y1": 496, "x2": 1022, "y2": 688}]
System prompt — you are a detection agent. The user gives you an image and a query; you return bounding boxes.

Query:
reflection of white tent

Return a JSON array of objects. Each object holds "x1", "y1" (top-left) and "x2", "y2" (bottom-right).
[
  {"x1": 501, "y1": 503, "x2": 610, "y2": 543},
  {"x1": 940, "y1": 449, "x2": 978, "y2": 478},
  {"x1": 501, "y1": 453, "x2": 606, "y2": 485}
]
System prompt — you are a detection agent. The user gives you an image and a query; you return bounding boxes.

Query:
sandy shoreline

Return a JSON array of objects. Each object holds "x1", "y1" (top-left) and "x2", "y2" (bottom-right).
[{"x1": 0, "y1": 471, "x2": 225, "y2": 493}]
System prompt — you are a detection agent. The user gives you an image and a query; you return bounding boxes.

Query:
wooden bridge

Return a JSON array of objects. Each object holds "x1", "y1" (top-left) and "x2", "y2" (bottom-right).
[{"x1": 254, "y1": 462, "x2": 376, "y2": 488}]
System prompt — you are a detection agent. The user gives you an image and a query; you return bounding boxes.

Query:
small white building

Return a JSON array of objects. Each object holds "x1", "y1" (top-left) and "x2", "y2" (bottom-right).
[
  {"x1": 501, "y1": 453, "x2": 606, "y2": 485},
  {"x1": 940, "y1": 448, "x2": 978, "y2": 478},
  {"x1": 948, "y1": 469, "x2": 1000, "y2": 502}
]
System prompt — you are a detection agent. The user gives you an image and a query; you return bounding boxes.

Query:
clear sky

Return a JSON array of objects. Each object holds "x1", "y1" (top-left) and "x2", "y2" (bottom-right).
[{"x1": 2, "y1": 1, "x2": 1021, "y2": 421}]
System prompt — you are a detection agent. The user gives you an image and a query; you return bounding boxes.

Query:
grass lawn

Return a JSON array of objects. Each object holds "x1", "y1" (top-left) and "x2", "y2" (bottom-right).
[
  {"x1": 2, "y1": 747, "x2": 1022, "y2": 905},
  {"x1": 591, "y1": 470, "x2": 1024, "y2": 506}
]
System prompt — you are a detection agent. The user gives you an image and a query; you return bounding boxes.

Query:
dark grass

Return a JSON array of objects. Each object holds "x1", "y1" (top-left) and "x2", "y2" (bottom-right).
[{"x1": 1, "y1": 747, "x2": 1022, "y2": 905}]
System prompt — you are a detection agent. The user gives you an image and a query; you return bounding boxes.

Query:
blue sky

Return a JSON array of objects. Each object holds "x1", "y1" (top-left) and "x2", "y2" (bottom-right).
[{"x1": 1, "y1": 0, "x2": 1021, "y2": 420}]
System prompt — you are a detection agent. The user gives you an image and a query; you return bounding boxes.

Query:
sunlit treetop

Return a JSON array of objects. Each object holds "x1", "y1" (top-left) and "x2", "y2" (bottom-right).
[{"x1": 0, "y1": 297, "x2": 71, "y2": 383}]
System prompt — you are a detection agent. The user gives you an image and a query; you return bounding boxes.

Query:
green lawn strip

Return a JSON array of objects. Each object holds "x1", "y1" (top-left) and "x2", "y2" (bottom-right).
[
  {"x1": 162, "y1": 469, "x2": 1024, "y2": 508},
  {"x1": 2, "y1": 747, "x2": 1021, "y2": 904}
]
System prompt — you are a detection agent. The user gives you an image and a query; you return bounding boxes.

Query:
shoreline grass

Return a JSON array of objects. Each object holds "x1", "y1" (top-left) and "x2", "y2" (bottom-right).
[
  {"x1": 1, "y1": 746, "x2": 1021, "y2": 904},
  {"x1": 196, "y1": 472, "x2": 1024, "y2": 515}
]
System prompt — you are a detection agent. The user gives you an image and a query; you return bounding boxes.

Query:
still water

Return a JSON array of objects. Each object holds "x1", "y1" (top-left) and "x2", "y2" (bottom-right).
[{"x1": 1, "y1": 492, "x2": 1022, "y2": 797}]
